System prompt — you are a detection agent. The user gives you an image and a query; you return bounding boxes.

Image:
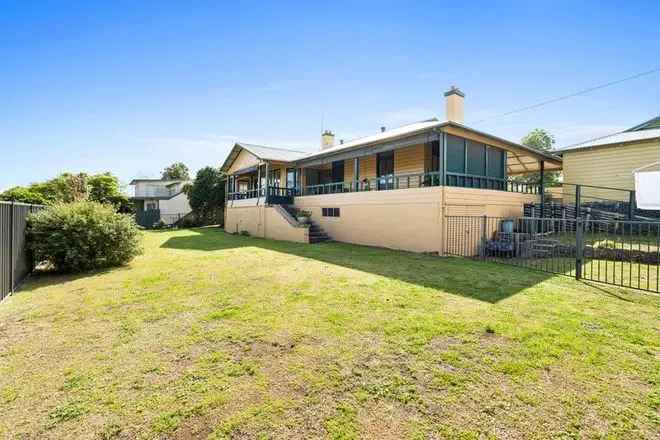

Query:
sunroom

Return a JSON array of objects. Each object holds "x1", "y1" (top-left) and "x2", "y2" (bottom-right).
[{"x1": 294, "y1": 121, "x2": 560, "y2": 198}]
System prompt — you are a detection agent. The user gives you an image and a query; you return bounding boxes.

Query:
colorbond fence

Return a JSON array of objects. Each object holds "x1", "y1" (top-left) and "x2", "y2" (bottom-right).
[{"x1": 0, "y1": 201, "x2": 43, "y2": 301}]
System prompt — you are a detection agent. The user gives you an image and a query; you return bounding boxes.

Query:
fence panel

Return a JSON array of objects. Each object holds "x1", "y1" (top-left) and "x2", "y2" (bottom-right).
[
  {"x1": 0, "y1": 201, "x2": 43, "y2": 301},
  {"x1": 444, "y1": 215, "x2": 660, "y2": 293}
]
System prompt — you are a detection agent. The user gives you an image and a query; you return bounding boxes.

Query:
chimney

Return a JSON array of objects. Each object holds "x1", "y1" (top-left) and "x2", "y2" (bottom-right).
[
  {"x1": 321, "y1": 129, "x2": 335, "y2": 150},
  {"x1": 444, "y1": 86, "x2": 465, "y2": 124}
]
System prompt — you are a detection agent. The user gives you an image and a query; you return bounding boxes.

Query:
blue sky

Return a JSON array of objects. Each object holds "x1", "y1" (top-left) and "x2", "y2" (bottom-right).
[{"x1": 1, "y1": 1, "x2": 659, "y2": 191}]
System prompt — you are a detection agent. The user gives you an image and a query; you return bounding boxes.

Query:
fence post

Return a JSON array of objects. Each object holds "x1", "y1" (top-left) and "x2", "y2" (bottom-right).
[
  {"x1": 575, "y1": 217, "x2": 583, "y2": 280},
  {"x1": 481, "y1": 215, "x2": 487, "y2": 258},
  {"x1": 574, "y1": 185, "x2": 581, "y2": 219},
  {"x1": 9, "y1": 201, "x2": 15, "y2": 294},
  {"x1": 628, "y1": 190, "x2": 636, "y2": 220}
]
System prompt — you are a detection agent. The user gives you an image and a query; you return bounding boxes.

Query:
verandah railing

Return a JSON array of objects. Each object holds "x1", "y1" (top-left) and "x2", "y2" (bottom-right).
[
  {"x1": 227, "y1": 186, "x2": 296, "y2": 202},
  {"x1": 227, "y1": 171, "x2": 541, "y2": 200},
  {"x1": 300, "y1": 171, "x2": 540, "y2": 196}
]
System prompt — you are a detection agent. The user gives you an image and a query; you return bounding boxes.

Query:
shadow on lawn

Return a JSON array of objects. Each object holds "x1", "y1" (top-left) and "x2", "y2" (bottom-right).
[{"x1": 161, "y1": 228, "x2": 555, "y2": 303}]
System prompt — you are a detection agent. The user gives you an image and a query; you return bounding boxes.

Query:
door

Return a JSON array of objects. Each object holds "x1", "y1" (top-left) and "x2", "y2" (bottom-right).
[{"x1": 377, "y1": 151, "x2": 394, "y2": 190}]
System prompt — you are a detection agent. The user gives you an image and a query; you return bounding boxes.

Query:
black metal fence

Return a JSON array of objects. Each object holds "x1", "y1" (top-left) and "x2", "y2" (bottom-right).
[
  {"x1": 445, "y1": 215, "x2": 660, "y2": 293},
  {"x1": 0, "y1": 201, "x2": 43, "y2": 301},
  {"x1": 530, "y1": 182, "x2": 660, "y2": 222}
]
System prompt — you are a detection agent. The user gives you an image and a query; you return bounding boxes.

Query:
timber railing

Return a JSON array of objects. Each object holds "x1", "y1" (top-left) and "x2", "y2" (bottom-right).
[{"x1": 0, "y1": 201, "x2": 43, "y2": 301}]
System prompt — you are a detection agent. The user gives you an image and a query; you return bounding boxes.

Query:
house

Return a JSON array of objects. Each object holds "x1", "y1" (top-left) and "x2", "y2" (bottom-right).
[
  {"x1": 556, "y1": 116, "x2": 660, "y2": 201},
  {"x1": 220, "y1": 87, "x2": 562, "y2": 254},
  {"x1": 129, "y1": 179, "x2": 192, "y2": 226}
]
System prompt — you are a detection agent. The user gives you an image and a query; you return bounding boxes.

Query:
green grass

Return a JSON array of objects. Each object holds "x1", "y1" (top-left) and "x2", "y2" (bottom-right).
[{"x1": 0, "y1": 227, "x2": 658, "y2": 439}]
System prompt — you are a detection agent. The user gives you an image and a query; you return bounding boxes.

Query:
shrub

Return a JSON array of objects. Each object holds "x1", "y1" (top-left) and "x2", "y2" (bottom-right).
[{"x1": 28, "y1": 202, "x2": 142, "y2": 272}]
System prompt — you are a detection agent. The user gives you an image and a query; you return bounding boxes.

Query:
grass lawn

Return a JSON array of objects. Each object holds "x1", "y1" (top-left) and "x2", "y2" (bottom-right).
[{"x1": 0, "y1": 228, "x2": 658, "y2": 439}]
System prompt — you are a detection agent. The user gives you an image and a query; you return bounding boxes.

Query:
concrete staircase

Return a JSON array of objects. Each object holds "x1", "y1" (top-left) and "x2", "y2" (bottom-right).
[
  {"x1": 307, "y1": 221, "x2": 331, "y2": 243},
  {"x1": 530, "y1": 239, "x2": 560, "y2": 258},
  {"x1": 281, "y1": 205, "x2": 331, "y2": 244}
]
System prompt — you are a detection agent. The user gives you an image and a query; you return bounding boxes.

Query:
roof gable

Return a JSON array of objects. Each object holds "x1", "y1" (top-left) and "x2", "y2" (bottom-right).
[{"x1": 626, "y1": 116, "x2": 660, "y2": 132}]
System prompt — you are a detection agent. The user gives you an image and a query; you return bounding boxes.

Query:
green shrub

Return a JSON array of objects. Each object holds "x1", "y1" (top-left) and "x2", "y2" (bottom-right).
[{"x1": 28, "y1": 202, "x2": 142, "y2": 272}]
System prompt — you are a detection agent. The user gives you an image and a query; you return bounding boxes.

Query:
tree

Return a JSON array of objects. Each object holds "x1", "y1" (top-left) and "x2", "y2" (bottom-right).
[
  {"x1": 88, "y1": 173, "x2": 131, "y2": 212},
  {"x1": 161, "y1": 162, "x2": 190, "y2": 180},
  {"x1": 0, "y1": 171, "x2": 131, "y2": 209},
  {"x1": 521, "y1": 128, "x2": 555, "y2": 152},
  {"x1": 0, "y1": 186, "x2": 49, "y2": 205},
  {"x1": 187, "y1": 167, "x2": 225, "y2": 224},
  {"x1": 512, "y1": 129, "x2": 561, "y2": 186}
]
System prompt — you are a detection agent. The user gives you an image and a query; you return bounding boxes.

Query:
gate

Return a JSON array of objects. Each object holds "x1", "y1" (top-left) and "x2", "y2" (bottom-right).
[
  {"x1": 135, "y1": 209, "x2": 160, "y2": 228},
  {"x1": 445, "y1": 216, "x2": 660, "y2": 293}
]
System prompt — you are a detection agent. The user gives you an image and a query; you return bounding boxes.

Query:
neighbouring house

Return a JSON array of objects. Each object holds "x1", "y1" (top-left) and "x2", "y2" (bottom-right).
[
  {"x1": 129, "y1": 179, "x2": 192, "y2": 226},
  {"x1": 556, "y1": 116, "x2": 660, "y2": 202},
  {"x1": 220, "y1": 87, "x2": 562, "y2": 254}
]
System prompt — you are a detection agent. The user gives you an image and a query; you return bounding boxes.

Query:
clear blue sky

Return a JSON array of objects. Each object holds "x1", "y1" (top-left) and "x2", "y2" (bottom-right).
[{"x1": 2, "y1": 1, "x2": 659, "y2": 191}]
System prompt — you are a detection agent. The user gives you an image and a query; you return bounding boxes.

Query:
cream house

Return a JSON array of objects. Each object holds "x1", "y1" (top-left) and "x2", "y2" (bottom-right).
[
  {"x1": 557, "y1": 116, "x2": 660, "y2": 201},
  {"x1": 220, "y1": 87, "x2": 562, "y2": 253}
]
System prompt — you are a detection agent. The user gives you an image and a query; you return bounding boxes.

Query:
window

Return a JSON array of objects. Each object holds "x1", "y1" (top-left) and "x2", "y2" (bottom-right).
[
  {"x1": 322, "y1": 207, "x2": 340, "y2": 217},
  {"x1": 331, "y1": 160, "x2": 344, "y2": 183},
  {"x1": 446, "y1": 134, "x2": 465, "y2": 173},
  {"x1": 487, "y1": 147, "x2": 506, "y2": 179},
  {"x1": 430, "y1": 140, "x2": 440, "y2": 172},
  {"x1": 145, "y1": 200, "x2": 158, "y2": 210},
  {"x1": 466, "y1": 140, "x2": 486, "y2": 176},
  {"x1": 268, "y1": 168, "x2": 281, "y2": 187},
  {"x1": 286, "y1": 168, "x2": 298, "y2": 188}
]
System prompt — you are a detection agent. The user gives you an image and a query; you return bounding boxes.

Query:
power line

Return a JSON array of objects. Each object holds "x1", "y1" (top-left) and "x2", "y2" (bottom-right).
[{"x1": 471, "y1": 67, "x2": 660, "y2": 124}]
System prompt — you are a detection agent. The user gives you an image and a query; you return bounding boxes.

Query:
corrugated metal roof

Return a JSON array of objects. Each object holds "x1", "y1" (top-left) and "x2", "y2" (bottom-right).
[
  {"x1": 221, "y1": 119, "x2": 561, "y2": 173},
  {"x1": 297, "y1": 118, "x2": 561, "y2": 166},
  {"x1": 557, "y1": 127, "x2": 660, "y2": 153},
  {"x1": 302, "y1": 119, "x2": 443, "y2": 160},
  {"x1": 129, "y1": 178, "x2": 187, "y2": 185},
  {"x1": 235, "y1": 142, "x2": 310, "y2": 162},
  {"x1": 626, "y1": 115, "x2": 660, "y2": 132}
]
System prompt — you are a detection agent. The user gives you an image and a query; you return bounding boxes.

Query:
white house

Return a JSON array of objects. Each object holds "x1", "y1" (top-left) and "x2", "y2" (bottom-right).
[{"x1": 129, "y1": 179, "x2": 192, "y2": 226}]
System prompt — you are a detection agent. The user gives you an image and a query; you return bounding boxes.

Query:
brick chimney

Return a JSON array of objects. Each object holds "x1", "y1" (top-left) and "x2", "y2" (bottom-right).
[
  {"x1": 444, "y1": 86, "x2": 465, "y2": 124},
  {"x1": 321, "y1": 129, "x2": 335, "y2": 150}
]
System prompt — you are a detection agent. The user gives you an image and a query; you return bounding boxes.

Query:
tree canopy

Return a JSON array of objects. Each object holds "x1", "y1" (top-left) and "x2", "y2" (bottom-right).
[
  {"x1": 161, "y1": 162, "x2": 190, "y2": 180},
  {"x1": 521, "y1": 128, "x2": 555, "y2": 152},
  {"x1": 512, "y1": 129, "x2": 561, "y2": 186},
  {"x1": 187, "y1": 167, "x2": 225, "y2": 224},
  {"x1": 0, "y1": 172, "x2": 130, "y2": 210}
]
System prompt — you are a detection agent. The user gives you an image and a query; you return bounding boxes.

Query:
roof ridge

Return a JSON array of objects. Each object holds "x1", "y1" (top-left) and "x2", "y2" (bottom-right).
[
  {"x1": 238, "y1": 142, "x2": 310, "y2": 154},
  {"x1": 625, "y1": 115, "x2": 660, "y2": 132},
  {"x1": 558, "y1": 128, "x2": 629, "y2": 150},
  {"x1": 330, "y1": 118, "x2": 442, "y2": 147}
]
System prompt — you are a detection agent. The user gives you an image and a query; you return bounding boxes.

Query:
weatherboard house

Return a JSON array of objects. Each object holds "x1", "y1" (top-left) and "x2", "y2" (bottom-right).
[
  {"x1": 129, "y1": 178, "x2": 192, "y2": 226},
  {"x1": 220, "y1": 87, "x2": 562, "y2": 253},
  {"x1": 557, "y1": 116, "x2": 660, "y2": 202}
]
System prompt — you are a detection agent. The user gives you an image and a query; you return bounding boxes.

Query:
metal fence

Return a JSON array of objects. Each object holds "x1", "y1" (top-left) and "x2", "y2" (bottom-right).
[
  {"x1": 445, "y1": 215, "x2": 660, "y2": 293},
  {"x1": 0, "y1": 201, "x2": 43, "y2": 301}
]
